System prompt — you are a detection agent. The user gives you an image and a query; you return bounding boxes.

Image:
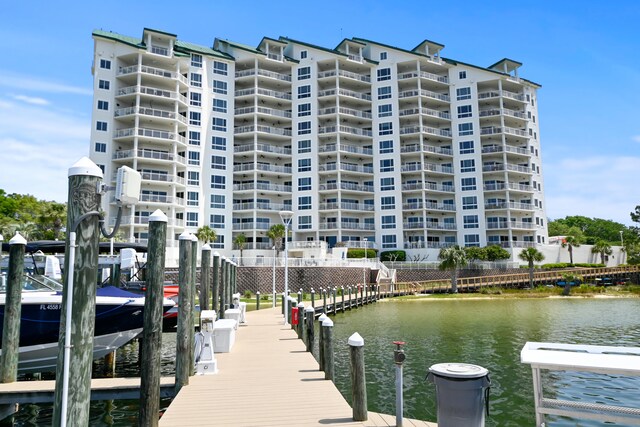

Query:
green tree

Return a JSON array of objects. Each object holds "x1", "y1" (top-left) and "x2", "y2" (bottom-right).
[
  {"x1": 561, "y1": 227, "x2": 584, "y2": 265},
  {"x1": 464, "y1": 247, "x2": 486, "y2": 265},
  {"x1": 266, "y1": 224, "x2": 286, "y2": 256},
  {"x1": 518, "y1": 247, "x2": 545, "y2": 289},
  {"x1": 195, "y1": 225, "x2": 217, "y2": 245},
  {"x1": 591, "y1": 240, "x2": 612, "y2": 265},
  {"x1": 233, "y1": 233, "x2": 246, "y2": 266},
  {"x1": 438, "y1": 245, "x2": 468, "y2": 293},
  {"x1": 485, "y1": 245, "x2": 511, "y2": 261}
]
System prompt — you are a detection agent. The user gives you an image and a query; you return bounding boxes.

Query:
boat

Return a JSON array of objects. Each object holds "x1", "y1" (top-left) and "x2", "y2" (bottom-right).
[{"x1": 0, "y1": 274, "x2": 174, "y2": 373}]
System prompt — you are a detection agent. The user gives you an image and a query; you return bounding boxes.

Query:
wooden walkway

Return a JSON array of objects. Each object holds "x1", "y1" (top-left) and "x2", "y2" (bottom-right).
[{"x1": 160, "y1": 307, "x2": 435, "y2": 427}]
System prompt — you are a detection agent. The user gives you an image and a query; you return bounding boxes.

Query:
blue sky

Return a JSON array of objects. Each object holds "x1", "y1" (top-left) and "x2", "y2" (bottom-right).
[{"x1": 0, "y1": 1, "x2": 638, "y2": 225}]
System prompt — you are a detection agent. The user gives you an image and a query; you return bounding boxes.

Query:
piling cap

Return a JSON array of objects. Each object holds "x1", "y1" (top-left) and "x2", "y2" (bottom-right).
[
  {"x1": 429, "y1": 363, "x2": 488, "y2": 379},
  {"x1": 9, "y1": 231, "x2": 27, "y2": 245},
  {"x1": 178, "y1": 231, "x2": 191, "y2": 240},
  {"x1": 148, "y1": 209, "x2": 168, "y2": 223},
  {"x1": 348, "y1": 332, "x2": 364, "y2": 347},
  {"x1": 297, "y1": 302, "x2": 305, "y2": 308},
  {"x1": 305, "y1": 306, "x2": 315, "y2": 312},
  {"x1": 202, "y1": 243, "x2": 211, "y2": 251},
  {"x1": 318, "y1": 313, "x2": 328, "y2": 321},
  {"x1": 68, "y1": 156, "x2": 103, "y2": 178},
  {"x1": 213, "y1": 251, "x2": 220, "y2": 257},
  {"x1": 322, "y1": 318, "x2": 334, "y2": 327},
  {"x1": 190, "y1": 234, "x2": 198, "y2": 242}
]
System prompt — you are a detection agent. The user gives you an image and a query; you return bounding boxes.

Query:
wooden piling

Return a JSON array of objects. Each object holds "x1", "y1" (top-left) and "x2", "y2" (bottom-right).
[
  {"x1": 322, "y1": 318, "x2": 334, "y2": 381},
  {"x1": 220, "y1": 258, "x2": 227, "y2": 318},
  {"x1": 212, "y1": 252, "x2": 220, "y2": 313},
  {"x1": 323, "y1": 289, "x2": 327, "y2": 313},
  {"x1": 0, "y1": 233, "x2": 27, "y2": 383},
  {"x1": 296, "y1": 303, "x2": 304, "y2": 339},
  {"x1": 318, "y1": 313, "x2": 327, "y2": 371},
  {"x1": 304, "y1": 306, "x2": 315, "y2": 353},
  {"x1": 332, "y1": 288, "x2": 337, "y2": 315},
  {"x1": 341, "y1": 287, "x2": 345, "y2": 312},
  {"x1": 349, "y1": 332, "x2": 367, "y2": 421},
  {"x1": 298, "y1": 289, "x2": 303, "y2": 306},
  {"x1": 310, "y1": 288, "x2": 315, "y2": 308},
  {"x1": 256, "y1": 291, "x2": 260, "y2": 311},
  {"x1": 139, "y1": 210, "x2": 167, "y2": 427},
  {"x1": 200, "y1": 244, "x2": 211, "y2": 311},
  {"x1": 175, "y1": 232, "x2": 193, "y2": 394}
]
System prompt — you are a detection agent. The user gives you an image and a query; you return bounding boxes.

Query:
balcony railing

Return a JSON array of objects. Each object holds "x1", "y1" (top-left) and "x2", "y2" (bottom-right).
[
  {"x1": 317, "y1": 69, "x2": 371, "y2": 82},
  {"x1": 481, "y1": 126, "x2": 528, "y2": 137},
  {"x1": 478, "y1": 90, "x2": 526, "y2": 102},
  {"x1": 481, "y1": 145, "x2": 529, "y2": 156},
  {"x1": 319, "y1": 222, "x2": 375, "y2": 230},
  {"x1": 482, "y1": 164, "x2": 533, "y2": 174},
  {"x1": 116, "y1": 85, "x2": 187, "y2": 104},
  {"x1": 114, "y1": 106, "x2": 187, "y2": 124},
  {"x1": 234, "y1": 125, "x2": 292, "y2": 137},
  {"x1": 397, "y1": 70, "x2": 449, "y2": 84},
  {"x1": 150, "y1": 45, "x2": 169, "y2": 56},
  {"x1": 399, "y1": 126, "x2": 452, "y2": 138},
  {"x1": 113, "y1": 149, "x2": 186, "y2": 165},
  {"x1": 233, "y1": 182, "x2": 292, "y2": 192},
  {"x1": 233, "y1": 163, "x2": 292, "y2": 174},
  {"x1": 318, "y1": 202, "x2": 375, "y2": 211},
  {"x1": 479, "y1": 108, "x2": 527, "y2": 120},
  {"x1": 317, "y1": 107, "x2": 372, "y2": 119},
  {"x1": 138, "y1": 194, "x2": 175, "y2": 204},
  {"x1": 400, "y1": 144, "x2": 453, "y2": 156},
  {"x1": 318, "y1": 143, "x2": 373, "y2": 156},
  {"x1": 235, "y1": 68, "x2": 291, "y2": 82},
  {"x1": 233, "y1": 202, "x2": 289, "y2": 211},
  {"x1": 318, "y1": 163, "x2": 374, "y2": 174},
  {"x1": 425, "y1": 222, "x2": 457, "y2": 230},
  {"x1": 318, "y1": 182, "x2": 374, "y2": 192},
  {"x1": 112, "y1": 127, "x2": 187, "y2": 145},
  {"x1": 486, "y1": 221, "x2": 535, "y2": 230},
  {"x1": 118, "y1": 64, "x2": 188, "y2": 85},
  {"x1": 234, "y1": 106, "x2": 292, "y2": 118},
  {"x1": 232, "y1": 222, "x2": 271, "y2": 231},
  {"x1": 139, "y1": 172, "x2": 185, "y2": 185},
  {"x1": 318, "y1": 88, "x2": 372, "y2": 101},
  {"x1": 318, "y1": 125, "x2": 372, "y2": 137},
  {"x1": 483, "y1": 182, "x2": 534, "y2": 192},
  {"x1": 485, "y1": 201, "x2": 533, "y2": 210},
  {"x1": 398, "y1": 89, "x2": 450, "y2": 102},
  {"x1": 398, "y1": 107, "x2": 451, "y2": 120},
  {"x1": 234, "y1": 87, "x2": 292, "y2": 100},
  {"x1": 234, "y1": 143, "x2": 292, "y2": 155}
]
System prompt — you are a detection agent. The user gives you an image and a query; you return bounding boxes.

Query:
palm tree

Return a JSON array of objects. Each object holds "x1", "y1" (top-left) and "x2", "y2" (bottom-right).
[
  {"x1": 561, "y1": 227, "x2": 584, "y2": 265},
  {"x1": 195, "y1": 225, "x2": 217, "y2": 245},
  {"x1": 591, "y1": 240, "x2": 612, "y2": 265},
  {"x1": 233, "y1": 233, "x2": 246, "y2": 266},
  {"x1": 266, "y1": 224, "x2": 285, "y2": 256},
  {"x1": 438, "y1": 245, "x2": 468, "y2": 293},
  {"x1": 519, "y1": 247, "x2": 545, "y2": 289}
]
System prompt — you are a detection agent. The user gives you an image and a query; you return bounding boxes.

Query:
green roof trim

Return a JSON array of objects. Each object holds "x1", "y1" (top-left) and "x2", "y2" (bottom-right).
[
  {"x1": 93, "y1": 29, "x2": 145, "y2": 49},
  {"x1": 488, "y1": 57, "x2": 523, "y2": 69},
  {"x1": 261, "y1": 36, "x2": 287, "y2": 45},
  {"x1": 174, "y1": 40, "x2": 233, "y2": 60},
  {"x1": 143, "y1": 27, "x2": 177, "y2": 38},
  {"x1": 443, "y1": 57, "x2": 541, "y2": 88},
  {"x1": 217, "y1": 38, "x2": 266, "y2": 56},
  {"x1": 279, "y1": 36, "x2": 348, "y2": 58},
  {"x1": 412, "y1": 38, "x2": 445, "y2": 51},
  {"x1": 353, "y1": 37, "x2": 432, "y2": 59}
]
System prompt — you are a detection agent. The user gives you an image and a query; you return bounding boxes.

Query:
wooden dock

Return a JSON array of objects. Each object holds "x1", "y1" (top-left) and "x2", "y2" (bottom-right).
[{"x1": 160, "y1": 306, "x2": 435, "y2": 427}]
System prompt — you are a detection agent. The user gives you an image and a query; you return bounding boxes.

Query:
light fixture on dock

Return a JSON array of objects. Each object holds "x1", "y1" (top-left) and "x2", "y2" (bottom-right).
[{"x1": 279, "y1": 210, "x2": 294, "y2": 325}]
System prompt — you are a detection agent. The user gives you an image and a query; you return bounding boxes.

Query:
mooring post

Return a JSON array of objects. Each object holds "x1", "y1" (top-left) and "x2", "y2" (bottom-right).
[
  {"x1": 212, "y1": 252, "x2": 220, "y2": 313},
  {"x1": 189, "y1": 235, "x2": 198, "y2": 376},
  {"x1": 0, "y1": 232, "x2": 27, "y2": 383},
  {"x1": 347, "y1": 286, "x2": 351, "y2": 309},
  {"x1": 297, "y1": 302, "x2": 305, "y2": 339},
  {"x1": 393, "y1": 341, "x2": 406, "y2": 427},
  {"x1": 305, "y1": 306, "x2": 315, "y2": 353},
  {"x1": 311, "y1": 288, "x2": 315, "y2": 308},
  {"x1": 360, "y1": 284, "x2": 364, "y2": 306},
  {"x1": 139, "y1": 210, "x2": 167, "y2": 427},
  {"x1": 318, "y1": 313, "x2": 327, "y2": 371},
  {"x1": 256, "y1": 291, "x2": 261, "y2": 311},
  {"x1": 200, "y1": 244, "x2": 211, "y2": 311},
  {"x1": 175, "y1": 231, "x2": 193, "y2": 393},
  {"x1": 323, "y1": 288, "x2": 327, "y2": 313},
  {"x1": 298, "y1": 289, "x2": 303, "y2": 306},
  {"x1": 225, "y1": 257, "x2": 232, "y2": 310},
  {"x1": 220, "y1": 257, "x2": 227, "y2": 319},
  {"x1": 333, "y1": 287, "x2": 338, "y2": 315},
  {"x1": 322, "y1": 318, "x2": 335, "y2": 381},
  {"x1": 53, "y1": 158, "x2": 103, "y2": 427},
  {"x1": 349, "y1": 332, "x2": 367, "y2": 421},
  {"x1": 281, "y1": 293, "x2": 285, "y2": 315}
]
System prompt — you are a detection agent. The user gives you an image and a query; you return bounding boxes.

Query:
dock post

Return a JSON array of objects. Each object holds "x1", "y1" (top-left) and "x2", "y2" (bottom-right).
[
  {"x1": 256, "y1": 291, "x2": 260, "y2": 311},
  {"x1": 360, "y1": 285, "x2": 364, "y2": 306},
  {"x1": 0, "y1": 232, "x2": 27, "y2": 383},
  {"x1": 333, "y1": 287, "x2": 337, "y2": 315},
  {"x1": 322, "y1": 318, "x2": 334, "y2": 381},
  {"x1": 318, "y1": 313, "x2": 327, "y2": 371},
  {"x1": 305, "y1": 306, "x2": 315, "y2": 353},
  {"x1": 296, "y1": 302, "x2": 305, "y2": 339},
  {"x1": 175, "y1": 232, "x2": 193, "y2": 394},
  {"x1": 348, "y1": 332, "x2": 367, "y2": 421},
  {"x1": 220, "y1": 257, "x2": 227, "y2": 319},
  {"x1": 200, "y1": 244, "x2": 211, "y2": 311},
  {"x1": 310, "y1": 288, "x2": 315, "y2": 308},
  {"x1": 281, "y1": 293, "x2": 285, "y2": 315},
  {"x1": 323, "y1": 288, "x2": 327, "y2": 313},
  {"x1": 139, "y1": 210, "x2": 167, "y2": 427},
  {"x1": 225, "y1": 258, "x2": 232, "y2": 310},
  {"x1": 189, "y1": 235, "x2": 198, "y2": 376},
  {"x1": 298, "y1": 289, "x2": 303, "y2": 307},
  {"x1": 212, "y1": 252, "x2": 220, "y2": 313}
]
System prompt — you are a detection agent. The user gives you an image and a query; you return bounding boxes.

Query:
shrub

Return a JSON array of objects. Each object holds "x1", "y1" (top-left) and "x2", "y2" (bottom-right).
[
  {"x1": 380, "y1": 250, "x2": 406, "y2": 262},
  {"x1": 243, "y1": 290, "x2": 252, "y2": 299},
  {"x1": 347, "y1": 248, "x2": 378, "y2": 258}
]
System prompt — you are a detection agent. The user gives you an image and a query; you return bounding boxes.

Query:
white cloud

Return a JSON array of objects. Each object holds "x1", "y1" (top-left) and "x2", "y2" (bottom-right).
[
  {"x1": 0, "y1": 71, "x2": 91, "y2": 96},
  {"x1": 10, "y1": 94, "x2": 50, "y2": 106}
]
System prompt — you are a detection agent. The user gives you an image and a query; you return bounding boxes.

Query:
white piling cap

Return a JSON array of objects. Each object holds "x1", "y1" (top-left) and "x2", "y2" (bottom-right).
[
  {"x1": 148, "y1": 209, "x2": 168, "y2": 223},
  {"x1": 348, "y1": 332, "x2": 364, "y2": 347},
  {"x1": 190, "y1": 234, "x2": 198, "y2": 242},
  {"x1": 178, "y1": 231, "x2": 191, "y2": 240},
  {"x1": 68, "y1": 156, "x2": 103, "y2": 178},
  {"x1": 318, "y1": 313, "x2": 328, "y2": 321},
  {"x1": 297, "y1": 302, "x2": 305, "y2": 308},
  {"x1": 322, "y1": 318, "x2": 334, "y2": 327},
  {"x1": 305, "y1": 305, "x2": 315, "y2": 312},
  {"x1": 9, "y1": 231, "x2": 27, "y2": 245},
  {"x1": 202, "y1": 243, "x2": 211, "y2": 251},
  {"x1": 213, "y1": 251, "x2": 220, "y2": 257}
]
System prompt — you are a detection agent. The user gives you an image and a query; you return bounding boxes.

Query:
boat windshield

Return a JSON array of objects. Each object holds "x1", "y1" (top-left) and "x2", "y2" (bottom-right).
[{"x1": 0, "y1": 274, "x2": 64, "y2": 293}]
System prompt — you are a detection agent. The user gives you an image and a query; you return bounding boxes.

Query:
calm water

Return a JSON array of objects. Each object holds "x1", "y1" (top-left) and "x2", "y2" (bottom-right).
[{"x1": 5, "y1": 298, "x2": 640, "y2": 426}]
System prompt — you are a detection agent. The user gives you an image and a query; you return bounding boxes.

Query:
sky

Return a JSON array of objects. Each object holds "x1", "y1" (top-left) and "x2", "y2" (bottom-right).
[{"x1": 0, "y1": 1, "x2": 638, "y2": 226}]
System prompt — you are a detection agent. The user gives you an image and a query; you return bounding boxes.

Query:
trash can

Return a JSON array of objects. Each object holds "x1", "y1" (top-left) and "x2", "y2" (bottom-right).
[{"x1": 427, "y1": 363, "x2": 490, "y2": 427}]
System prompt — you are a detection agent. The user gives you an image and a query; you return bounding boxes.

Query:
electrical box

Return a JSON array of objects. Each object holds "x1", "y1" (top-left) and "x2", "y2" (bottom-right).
[{"x1": 115, "y1": 166, "x2": 141, "y2": 205}]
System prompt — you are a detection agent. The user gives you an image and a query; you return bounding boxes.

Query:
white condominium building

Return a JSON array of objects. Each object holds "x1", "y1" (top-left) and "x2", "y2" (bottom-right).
[{"x1": 90, "y1": 28, "x2": 548, "y2": 265}]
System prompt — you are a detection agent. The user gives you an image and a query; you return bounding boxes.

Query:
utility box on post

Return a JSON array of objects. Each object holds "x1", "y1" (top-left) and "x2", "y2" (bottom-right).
[{"x1": 195, "y1": 310, "x2": 217, "y2": 375}]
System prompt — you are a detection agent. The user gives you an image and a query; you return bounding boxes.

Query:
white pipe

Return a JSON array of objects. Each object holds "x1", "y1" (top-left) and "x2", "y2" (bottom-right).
[{"x1": 60, "y1": 231, "x2": 76, "y2": 427}]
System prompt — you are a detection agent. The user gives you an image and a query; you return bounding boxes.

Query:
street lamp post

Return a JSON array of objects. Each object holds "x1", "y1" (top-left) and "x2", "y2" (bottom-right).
[
  {"x1": 272, "y1": 246, "x2": 276, "y2": 308},
  {"x1": 620, "y1": 231, "x2": 625, "y2": 264},
  {"x1": 279, "y1": 210, "x2": 294, "y2": 325},
  {"x1": 363, "y1": 238, "x2": 368, "y2": 287}
]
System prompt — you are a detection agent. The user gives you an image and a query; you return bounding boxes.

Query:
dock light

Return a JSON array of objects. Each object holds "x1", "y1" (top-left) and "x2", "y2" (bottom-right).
[{"x1": 279, "y1": 210, "x2": 294, "y2": 325}]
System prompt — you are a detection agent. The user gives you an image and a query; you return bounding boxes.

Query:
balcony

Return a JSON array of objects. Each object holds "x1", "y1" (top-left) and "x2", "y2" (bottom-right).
[
  {"x1": 318, "y1": 69, "x2": 371, "y2": 83},
  {"x1": 478, "y1": 90, "x2": 525, "y2": 102},
  {"x1": 318, "y1": 125, "x2": 372, "y2": 137},
  {"x1": 235, "y1": 68, "x2": 291, "y2": 82},
  {"x1": 138, "y1": 194, "x2": 177, "y2": 204},
  {"x1": 234, "y1": 125, "x2": 292, "y2": 137},
  {"x1": 233, "y1": 163, "x2": 292, "y2": 174},
  {"x1": 318, "y1": 202, "x2": 374, "y2": 212},
  {"x1": 483, "y1": 182, "x2": 534, "y2": 192},
  {"x1": 139, "y1": 172, "x2": 185, "y2": 185},
  {"x1": 480, "y1": 126, "x2": 528, "y2": 138},
  {"x1": 482, "y1": 164, "x2": 533, "y2": 174},
  {"x1": 398, "y1": 89, "x2": 450, "y2": 102},
  {"x1": 487, "y1": 221, "x2": 535, "y2": 230},
  {"x1": 118, "y1": 64, "x2": 188, "y2": 85},
  {"x1": 112, "y1": 127, "x2": 186, "y2": 145},
  {"x1": 481, "y1": 145, "x2": 529, "y2": 156},
  {"x1": 232, "y1": 222, "x2": 271, "y2": 231},
  {"x1": 233, "y1": 202, "x2": 289, "y2": 211},
  {"x1": 114, "y1": 106, "x2": 187, "y2": 125},
  {"x1": 234, "y1": 87, "x2": 291, "y2": 100},
  {"x1": 400, "y1": 144, "x2": 453, "y2": 156},
  {"x1": 318, "y1": 182, "x2": 374, "y2": 192},
  {"x1": 425, "y1": 222, "x2": 457, "y2": 230},
  {"x1": 399, "y1": 126, "x2": 452, "y2": 138},
  {"x1": 319, "y1": 222, "x2": 375, "y2": 230},
  {"x1": 318, "y1": 143, "x2": 373, "y2": 156},
  {"x1": 398, "y1": 107, "x2": 450, "y2": 120},
  {"x1": 317, "y1": 107, "x2": 372, "y2": 120},
  {"x1": 318, "y1": 88, "x2": 371, "y2": 101},
  {"x1": 233, "y1": 182, "x2": 292, "y2": 192},
  {"x1": 424, "y1": 163, "x2": 454, "y2": 174},
  {"x1": 403, "y1": 222, "x2": 424, "y2": 229},
  {"x1": 485, "y1": 201, "x2": 533, "y2": 210},
  {"x1": 235, "y1": 143, "x2": 292, "y2": 155},
  {"x1": 479, "y1": 108, "x2": 527, "y2": 120},
  {"x1": 425, "y1": 202, "x2": 456, "y2": 211},
  {"x1": 116, "y1": 85, "x2": 187, "y2": 105},
  {"x1": 234, "y1": 106, "x2": 292, "y2": 119},
  {"x1": 318, "y1": 163, "x2": 374, "y2": 174},
  {"x1": 113, "y1": 149, "x2": 186, "y2": 165},
  {"x1": 397, "y1": 70, "x2": 449, "y2": 84}
]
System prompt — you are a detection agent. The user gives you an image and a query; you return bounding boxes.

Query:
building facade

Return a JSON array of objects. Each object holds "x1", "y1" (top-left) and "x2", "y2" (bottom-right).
[{"x1": 90, "y1": 28, "x2": 548, "y2": 265}]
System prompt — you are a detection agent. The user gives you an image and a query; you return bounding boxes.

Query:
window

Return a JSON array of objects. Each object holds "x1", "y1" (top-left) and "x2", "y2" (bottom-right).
[
  {"x1": 186, "y1": 212, "x2": 199, "y2": 227},
  {"x1": 211, "y1": 136, "x2": 226, "y2": 150},
  {"x1": 190, "y1": 92, "x2": 203, "y2": 107},
  {"x1": 210, "y1": 194, "x2": 225, "y2": 209},
  {"x1": 97, "y1": 100, "x2": 109, "y2": 111},
  {"x1": 298, "y1": 215, "x2": 312, "y2": 230},
  {"x1": 298, "y1": 85, "x2": 311, "y2": 98},
  {"x1": 380, "y1": 215, "x2": 395, "y2": 230},
  {"x1": 187, "y1": 191, "x2": 199, "y2": 206},
  {"x1": 213, "y1": 61, "x2": 228, "y2": 75},
  {"x1": 380, "y1": 159, "x2": 394, "y2": 172},
  {"x1": 380, "y1": 52, "x2": 388, "y2": 60},
  {"x1": 382, "y1": 235, "x2": 397, "y2": 249},
  {"x1": 213, "y1": 80, "x2": 227, "y2": 94},
  {"x1": 457, "y1": 105, "x2": 472, "y2": 118},
  {"x1": 298, "y1": 66, "x2": 311, "y2": 80},
  {"x1": 300, "y1": 50, "x2": 308, "y2": 59},
  {"x1": 188, "y1": 151, "x2": 200, "y2": 166},
  {"x1": 211, "y1": 175, "x2": 226, "y2": 189},
  {"x1": 211, "y1": 155, "x2": 226, "y2": 170},
  {"x1": 95, "y1": 142, "x2": 106, "y2": 153},
  {"x1": 189, "y1": 131, "x2": 201, "y2": 146},
  {"x1": 189, "y1": 112, "x2": 201, "y2": 126},
  {"x1": 380, "y1": 177, "x2": 394, "y2": 191},
  {"x1": 210, "y1": 214, "x2": 225, "y2": 229},
  {"x1": 298, "y1": 158, "x2": 311, "y2": 172},
  {"x1": 459, "y1": 70, "x2": 467, "y2": 79},
  {"x1": 212, "y1": 235, "x2": 224, "y2": 249},
  {"x1": 456, "y1": 87, "x2": 471, "y2": 100},
  {"x1": 187, "y1": 171, "x2": 200, "y2": 186},
  {"x1": 298, "y1": 177, "x2": 311, "y2": 191},
  {"x1": 298, "y1": 140, "x2": 311, "y2": 153},
  {"x1": 99, "y1": 59, "x2": 111, "y2": 69},
  {"x1": 298, "y1": 103, "x2": 311, "y2": 116},
  {"x1": 213, "y1": 98, "x2": 227, "y2": 112},
  {"x1": 377, "y1": 68, "x2": 391, "y2": 81},
  {"x1": 464, "y1": 234, "x2": 480, "y2": 247},
  {"x1": 458, "y1": 122, "x2": 474, "y2": 136},
  {"x1": 191, "y1": 54, "x2": 202, "y2": 68},
  {"x1": 190, "y1": 73, "x2": 202, "y2": 87},
  {"x1": 379, "y1": 122, "x2": 393, "y2": 135},
  {"x1": 298, "y1": 121, "x2": 311, "y2": 135},
  {"x1": 98, "y1": 79, "x2": 110, "y2": 90},
  {"x1": 212, "y1": 117, "x2": 226, "y2": 131},
  {"x1": 462, "y1": 196, "x2": 478, "y2": 210},
  {"x1": 379, "y1": 140, "x2": 393, "y2": 154},
  {"x1": 460, "y1": 159, "x2": 475, "y2": 173},
  {"x1": 459, "y1": 140, "x2": 474, "y2": 154},
  {"x1": 96, "y1": 121, "x2": 107, "y2": 131},
  {"x1": 378, "y1": 104, "x2": 392, "y2": 117},
  {"x1": 378, "y1": 86, "x2": 392, "y2": 99},
  {"x1": 463, "y1": 215, "x2": 479, "y2": 229},
  {"x1": 461, "y1": 177, "x2": 476, "y2": 191},
  {"x1": 298, "y1": 196, "x2": 312, "y2": 210},
  {"x1": 381, "y1": 196, "x2": 395, "y2": 210}
]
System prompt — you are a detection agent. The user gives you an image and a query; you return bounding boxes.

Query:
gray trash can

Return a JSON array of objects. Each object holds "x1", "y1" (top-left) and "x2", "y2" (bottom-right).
[{"x1": 427, "y1": 363, "x2": 490, "y2": 427}]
